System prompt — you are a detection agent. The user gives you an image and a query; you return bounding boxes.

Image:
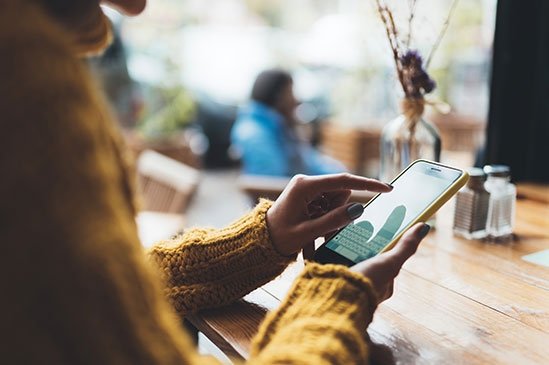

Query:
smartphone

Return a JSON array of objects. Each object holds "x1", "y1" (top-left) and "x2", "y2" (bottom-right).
[{"x1": 314, "y1": 159, "x2": 469, "y2": 266}]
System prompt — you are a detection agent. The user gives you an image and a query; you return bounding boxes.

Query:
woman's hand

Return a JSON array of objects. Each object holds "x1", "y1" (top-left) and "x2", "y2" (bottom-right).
[
  {"x1": 266, "y1": 173, "x2": 392, "y2": 256},
  {"x1": 350, "y1": 223, "x2": 431, "y2": 302}
]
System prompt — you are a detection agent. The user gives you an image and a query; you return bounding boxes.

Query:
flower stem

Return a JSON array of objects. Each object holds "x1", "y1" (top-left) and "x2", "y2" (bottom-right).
[
  {"x1": 406, "y1": 0, "x2": 417, "y2": 48},
  {"x1": 425, "y1": 0, "x2": 460, "y2": 69}
]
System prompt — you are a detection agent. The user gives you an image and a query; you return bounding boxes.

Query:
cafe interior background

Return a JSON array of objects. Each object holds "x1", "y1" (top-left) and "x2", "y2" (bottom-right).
[
  {"x1": 92, "y1": 0, "x2": 497, "y2": 223},
  {"x1": 87, "y1": 0, "x2": 547, "y2": 360}
]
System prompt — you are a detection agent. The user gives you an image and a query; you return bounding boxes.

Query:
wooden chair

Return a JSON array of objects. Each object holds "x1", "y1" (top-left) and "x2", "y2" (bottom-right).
[
  {"x1": 429, "y1": 112, "x2": 486, "y2": 152},
  {"x1": 319, "y1": 123, "x2": 381, "y2": 176},
  {"x1": 137, "y1": 149, "x2": 200, "y2": 213},
  {"x1": 124, "y1": 130, "x2": 204, "y2": 169}
]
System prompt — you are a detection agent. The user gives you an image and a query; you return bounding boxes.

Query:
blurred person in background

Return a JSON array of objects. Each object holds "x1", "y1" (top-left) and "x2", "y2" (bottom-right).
[
  {"x1": 0, "y1": 0, "x2": 429, "y2": 364},
  {"x1": 231, "y1": 69, "x2": 346, "y2": 176}
]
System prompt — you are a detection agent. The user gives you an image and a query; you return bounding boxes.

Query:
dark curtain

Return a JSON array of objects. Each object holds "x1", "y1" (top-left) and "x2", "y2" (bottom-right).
[{"x1": 485, "y1": 0, "x2": 549, "y2": 183}]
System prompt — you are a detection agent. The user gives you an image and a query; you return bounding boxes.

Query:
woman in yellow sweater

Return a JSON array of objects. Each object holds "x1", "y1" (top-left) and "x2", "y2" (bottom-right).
[{"x1": 0, "y1": 0, "x2": 430, "y2": 363}]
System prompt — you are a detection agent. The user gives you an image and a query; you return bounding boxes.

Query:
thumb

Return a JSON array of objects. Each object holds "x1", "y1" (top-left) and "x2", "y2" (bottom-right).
[
  {"x1": 386, "y1": 223, "x2": 430, "y2": 267},
  {"x1": 300, "y1": 203, "x2": 364, "y2": 242}
]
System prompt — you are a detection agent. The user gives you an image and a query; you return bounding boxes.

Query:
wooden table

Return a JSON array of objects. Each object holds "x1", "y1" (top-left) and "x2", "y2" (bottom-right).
[
  {"x1": 517, "y1": 183, "x2": 549, "y2": 204},
  {"x1": 187, "y1": 198, "x2": 549, "y2": 364}
]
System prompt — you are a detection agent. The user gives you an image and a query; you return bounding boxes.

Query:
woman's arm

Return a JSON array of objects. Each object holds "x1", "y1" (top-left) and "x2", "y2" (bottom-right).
[
  {"x1": 148, "y1": 172, "x2": 393, "y2": 315},
  {"x1": 249, "y1": 264, "x2": 378, "y2": 365},
  {"x1": 148, "y1": 200, "x2": 295, "y2": 315},
  {"x1": 248, "y1": 224, "x2": 427, "y2": 364}
]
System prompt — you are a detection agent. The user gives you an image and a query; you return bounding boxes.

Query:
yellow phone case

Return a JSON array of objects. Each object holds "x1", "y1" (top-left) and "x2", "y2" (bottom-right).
[{"x1": 374, "y1": 159, "x2": 469, "y2": 255}]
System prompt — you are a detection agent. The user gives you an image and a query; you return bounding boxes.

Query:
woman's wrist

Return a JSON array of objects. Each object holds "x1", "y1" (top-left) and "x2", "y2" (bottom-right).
[
  {"x1": 265, "y1": 206, "x2": 295, "y2": 257},
  {"x1": 256, "y1": 200, "x2": 298, "y2": 261}
]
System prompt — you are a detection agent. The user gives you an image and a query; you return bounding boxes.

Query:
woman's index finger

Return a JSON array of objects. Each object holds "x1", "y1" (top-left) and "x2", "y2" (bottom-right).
[{"x1": 302, "y1": 173, "x2": 392, "y2": 197}]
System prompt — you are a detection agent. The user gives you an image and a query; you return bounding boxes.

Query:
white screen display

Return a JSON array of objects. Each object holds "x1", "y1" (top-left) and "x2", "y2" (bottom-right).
[{"x1": 325, "y1": 162, "x2": 461, "y2": 263}]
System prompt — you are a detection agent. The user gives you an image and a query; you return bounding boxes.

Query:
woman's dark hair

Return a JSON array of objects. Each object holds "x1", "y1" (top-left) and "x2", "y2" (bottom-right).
[{"x1": 251, "y1": 69, "x2": 293, "y2": 107}]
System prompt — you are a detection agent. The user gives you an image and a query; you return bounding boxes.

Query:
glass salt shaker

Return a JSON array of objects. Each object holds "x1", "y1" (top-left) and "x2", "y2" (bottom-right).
[
  {"x1": 453, "y1": 168, "x2": 490, "y2": 239},
  {"x1": 484, "y1": 165, "x2": 516, "y2": 240}
]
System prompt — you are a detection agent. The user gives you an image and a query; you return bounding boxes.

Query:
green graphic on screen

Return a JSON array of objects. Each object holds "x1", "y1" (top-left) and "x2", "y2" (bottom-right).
[
  {"x1": 326, "y1": 205, "x2": 406, "y2": 262},
  {"x1": 325, "y1": 163, "x2": 461, "y2": 264}
]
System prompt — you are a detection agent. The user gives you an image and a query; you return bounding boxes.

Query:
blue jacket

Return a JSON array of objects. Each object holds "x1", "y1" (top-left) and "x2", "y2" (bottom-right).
[{"x1": 231, "y1": 101, "x2": 346, "y2": 176}]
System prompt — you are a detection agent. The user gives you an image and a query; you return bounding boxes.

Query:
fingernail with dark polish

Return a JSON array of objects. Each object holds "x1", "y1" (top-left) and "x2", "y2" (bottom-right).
[
  {"x1": 385, "y1": 183, "x2": 394, "y2": 190},
  {"x1": 419, "y1": 224, "x2": 431, "y2": 238},
  {"x1": 347, "y1": 203, "x2": 364, "y2": 220}
]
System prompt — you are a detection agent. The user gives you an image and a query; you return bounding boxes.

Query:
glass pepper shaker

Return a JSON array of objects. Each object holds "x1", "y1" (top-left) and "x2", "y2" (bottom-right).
[
  {"x1": 484, "y1": 165, "x2": 516, "y2": 240},
  {"x1": 453, "y1": 168, "x2": 490, "y2": 239}
]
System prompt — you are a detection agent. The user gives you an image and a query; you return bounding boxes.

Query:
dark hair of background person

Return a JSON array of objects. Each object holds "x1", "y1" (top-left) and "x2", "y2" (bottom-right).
[
  {"x1": 251, "y1": 69, "x2": 293, "y2": 108},
  {"x1": 484, "y1": 0, "x2": 549, "y2": 183}
]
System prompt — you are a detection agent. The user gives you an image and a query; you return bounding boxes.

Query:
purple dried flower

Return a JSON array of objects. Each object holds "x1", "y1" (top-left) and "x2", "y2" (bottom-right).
[
  {"x1": 401, "y1": 50, "x2": 423, "y2": 67},
  {"x1": 422, "y1": 78, "x2": 436, "y2": 93},
  {"x1": 375, "y1": 0, "x2": 457, "y2": 99},
  {"x1": 400, "y1": 49, "x2": 436, "y2": 96}
]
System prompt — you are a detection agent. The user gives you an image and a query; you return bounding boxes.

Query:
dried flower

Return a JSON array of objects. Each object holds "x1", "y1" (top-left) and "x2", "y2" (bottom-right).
[
  {"x1": 400, "y1": 50, "x2": 436, "y2": 97},
  {"x1": 375, "y1": 0, "x2": 458, "y2": 100}
]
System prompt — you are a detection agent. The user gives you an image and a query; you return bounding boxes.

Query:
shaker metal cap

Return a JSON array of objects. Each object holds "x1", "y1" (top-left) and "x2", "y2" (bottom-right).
[
  {"x1": 468, "y1": 167, "x2": 486, "y2": 179},
  {"x1": 467, "y1": 167, "x2": 487, "y2": 189},
  {"x1": 483, "y1": 165, "x2": 510, "y2": 177}
]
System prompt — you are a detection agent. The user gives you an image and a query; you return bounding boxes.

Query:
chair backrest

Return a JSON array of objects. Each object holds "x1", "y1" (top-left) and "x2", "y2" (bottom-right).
[
  {"x1": 430, "y1": 112, "x2": 485, "y2": 152},
  {"x1": 319, "y1": 123, "x2": 380, "y2": 176},
  {"x1": 137, "y1": 150, "x2": 200, "y2": 213}
]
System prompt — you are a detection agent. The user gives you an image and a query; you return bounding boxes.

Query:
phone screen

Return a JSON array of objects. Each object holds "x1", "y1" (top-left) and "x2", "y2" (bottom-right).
[{"x1": 324, "y1": 161, "x2": 462, "y2": 264}]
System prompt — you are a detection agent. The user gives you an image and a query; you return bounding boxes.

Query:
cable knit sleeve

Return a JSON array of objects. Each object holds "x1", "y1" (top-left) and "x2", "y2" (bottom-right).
[
  {"x1": 148, "y1": 200, "x2": 295, "y2": 315},
  {"x1": 248, "y1": 263, "x2": 378, "y2": 365}
]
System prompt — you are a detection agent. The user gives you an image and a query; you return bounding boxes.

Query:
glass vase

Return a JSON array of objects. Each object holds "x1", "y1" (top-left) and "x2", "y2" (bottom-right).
[{"x1": 379, "y1": 114, "x2": 441, "y2": 182}]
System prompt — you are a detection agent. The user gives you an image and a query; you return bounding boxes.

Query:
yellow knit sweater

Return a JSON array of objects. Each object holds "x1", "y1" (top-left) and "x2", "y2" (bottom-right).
[{"x1": 0, "y1": 2, "x2": 377, "y2": 364}]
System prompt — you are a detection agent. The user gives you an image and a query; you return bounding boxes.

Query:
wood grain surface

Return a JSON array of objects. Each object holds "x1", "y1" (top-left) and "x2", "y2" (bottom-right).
[{"x1": 187, "y1": 198, "x2": 549, "y2": 364}]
